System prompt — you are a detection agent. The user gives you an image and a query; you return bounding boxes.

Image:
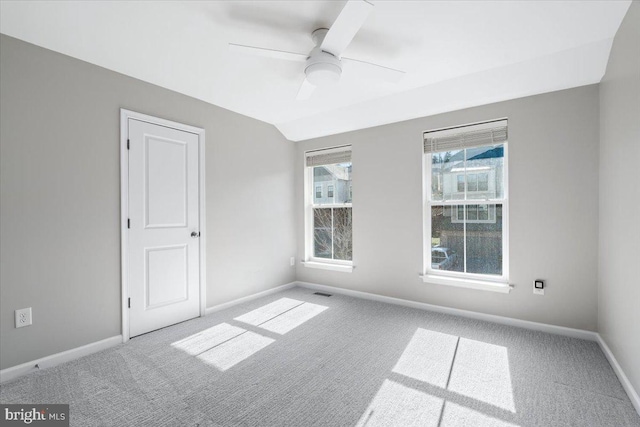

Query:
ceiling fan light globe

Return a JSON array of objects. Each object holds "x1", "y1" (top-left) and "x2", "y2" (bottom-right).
[{"x1": 305, "y1": 62, "x2": 342, "y2": 87}]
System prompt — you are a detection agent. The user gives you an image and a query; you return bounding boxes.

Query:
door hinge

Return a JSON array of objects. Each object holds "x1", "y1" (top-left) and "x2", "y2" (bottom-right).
[
  {"x1": 128, "y1": 298, "x2": 131, "y2": 309},
  {"x1": 127, "y1": 139, "x2": 130, "y2": 150},
  {"x1": 127, "y1": 218, "x2": 130, "y2": 229}
]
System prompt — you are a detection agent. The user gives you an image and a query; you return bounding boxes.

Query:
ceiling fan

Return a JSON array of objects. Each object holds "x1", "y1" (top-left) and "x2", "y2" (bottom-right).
[{"x1": 229, "y1": 0, "x2": 405, "y2": 100}]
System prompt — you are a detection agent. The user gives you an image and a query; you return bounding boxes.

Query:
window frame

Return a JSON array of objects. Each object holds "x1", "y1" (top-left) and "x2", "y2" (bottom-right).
[
  {"x1": 422, "y1": 122, "x2": 510, "y2": 293},
  {"x1": 304, "y1": 145, "x2": 353, "y2": 272}
]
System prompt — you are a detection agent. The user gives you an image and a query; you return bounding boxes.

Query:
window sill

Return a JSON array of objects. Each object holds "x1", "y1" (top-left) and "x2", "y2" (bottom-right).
[
  {"x1": 302, "y1": 261, "x2": 353, "y2": 273},
  {"x1": 421, "y1": 274, "x2": 512, "y2": 294}
]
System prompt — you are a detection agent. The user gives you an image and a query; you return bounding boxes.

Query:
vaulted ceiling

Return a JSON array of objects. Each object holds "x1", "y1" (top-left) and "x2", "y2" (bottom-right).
[{"x1": 0, "y1": 1, "x2": 631, "y2": 141}]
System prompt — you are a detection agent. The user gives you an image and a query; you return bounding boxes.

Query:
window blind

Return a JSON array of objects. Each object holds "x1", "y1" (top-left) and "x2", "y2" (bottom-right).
[
  {"x1": 306, "y1": 148, "x2": 352, "y2": 167},
  {"x1": 424, "y1": 120, "x2": 508, "y2": 153}
]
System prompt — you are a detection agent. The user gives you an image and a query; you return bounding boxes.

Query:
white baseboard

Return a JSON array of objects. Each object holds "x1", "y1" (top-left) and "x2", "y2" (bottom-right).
[
  {"x1": 596, "y1": 334, "x2": 640, "y2": 416},
  {"x1": 0, "y1": 335, "x2": 122, "y2": 384},
  {"x1": 296, "y1": 281, "x2": 598, "y2": 341},
  {"x1": 204, "y1": 281, "x2": 297, "y2": 316}
]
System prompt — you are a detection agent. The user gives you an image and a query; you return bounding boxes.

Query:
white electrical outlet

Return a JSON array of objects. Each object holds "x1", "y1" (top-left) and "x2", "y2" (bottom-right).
[
  {"x1": 15, "y1": 307, "x2": 32, "y2": 328},
  {"x1": 290, "y1": 257, "x2": 296, "y2": 267}
]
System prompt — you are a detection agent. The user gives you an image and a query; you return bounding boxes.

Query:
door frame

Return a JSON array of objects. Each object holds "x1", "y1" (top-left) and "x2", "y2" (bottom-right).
[{"x1": 120, "y1": 109, "x2": 206, "y2": 342}]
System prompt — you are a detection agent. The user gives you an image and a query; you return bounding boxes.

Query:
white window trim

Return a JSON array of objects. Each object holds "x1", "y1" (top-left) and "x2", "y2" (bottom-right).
[
  {"x1": 302, "y1": 260, "x2": 354, "y2": 273},
  {"x1": 421, "y1": 274, "x2": 512, "y2": 293},
  {"x1": 423, "y1": 128, "x2": 510, "y2": 293},
  {"x1": 304, "y1": 146, "x2": 353, "y2": 271}
]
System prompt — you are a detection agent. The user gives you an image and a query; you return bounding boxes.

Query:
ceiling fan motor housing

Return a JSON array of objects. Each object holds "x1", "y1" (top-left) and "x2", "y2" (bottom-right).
[{"x1": 305, "y1": 47, "x2": 342, "y2": 87}]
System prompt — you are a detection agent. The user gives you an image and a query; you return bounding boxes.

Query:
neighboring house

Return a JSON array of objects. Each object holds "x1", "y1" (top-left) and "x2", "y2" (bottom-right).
[
  {"x1": 313, "y1": 164, "x2": 352, "y2": 204},
  {"x1": 431, "y1": 146, "x2": 504, "y2": 202}
]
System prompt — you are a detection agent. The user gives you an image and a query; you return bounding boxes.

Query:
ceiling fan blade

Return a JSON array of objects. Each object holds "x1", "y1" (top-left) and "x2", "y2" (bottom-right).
[
  {"x1": 296, "y1": 79, "x2": 316, "y2": 100},
  {"x1": 342, "y1": 57, "x2": 405, "y2": 83},
  {"x1": 229, "y1": 43, "x2": 308, "y2": 62},
  {"x1": 321, "y1": 0, "x2": 373, "y2": 57}
]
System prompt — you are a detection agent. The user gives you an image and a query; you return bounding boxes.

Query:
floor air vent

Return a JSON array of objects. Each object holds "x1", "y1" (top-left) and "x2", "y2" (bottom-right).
[{"x1": 313, "y1": 292, "x2": 332, "y2": 297}]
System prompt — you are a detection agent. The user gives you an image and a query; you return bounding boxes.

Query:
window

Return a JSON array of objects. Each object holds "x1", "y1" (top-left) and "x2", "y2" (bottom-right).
[
  {"x1": 424, "y1": 120, "x2": 509, "y2": 291},
  {"x1": 305, "y1": 146, "x2": 353, "y2": 271}
]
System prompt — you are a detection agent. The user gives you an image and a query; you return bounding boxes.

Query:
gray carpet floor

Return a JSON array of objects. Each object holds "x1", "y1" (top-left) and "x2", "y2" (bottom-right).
[{"x1": 1, "y1": 286, "x2": 638, "y2": 426}]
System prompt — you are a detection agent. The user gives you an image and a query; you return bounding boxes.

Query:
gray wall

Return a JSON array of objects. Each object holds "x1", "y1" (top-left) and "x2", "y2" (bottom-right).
[
  {"x1": 0, "y1": 35, "x2": 296, "y2": 370},
  {"x1": 598, "y1": 1, "x2": 640, "y2": 398},
  {"x1": 296, "y1": 85, "x2": 600, "y2": 331}
]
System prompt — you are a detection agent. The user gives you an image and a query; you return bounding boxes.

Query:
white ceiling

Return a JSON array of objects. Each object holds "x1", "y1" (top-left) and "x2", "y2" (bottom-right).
[{"x1": 0, "y1": 1, "x2": 631, "y2": 141}]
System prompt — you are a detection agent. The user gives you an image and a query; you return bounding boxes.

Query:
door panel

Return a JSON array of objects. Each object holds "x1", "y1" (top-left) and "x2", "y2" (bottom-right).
[
  {"x1": 145, "y1": 136, "x2": 188, "y2": 228},
  {"x1": 146, "y1": 245, "x2": 188, "y2": 308},
  {"x1": 128, "y1": 119, "x2": 200, "y2": 337}
]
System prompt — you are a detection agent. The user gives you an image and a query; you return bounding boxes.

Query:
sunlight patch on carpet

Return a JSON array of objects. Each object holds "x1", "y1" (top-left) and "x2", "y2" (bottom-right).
[
  {"x1": 171, "y1": 323, "x2": 246, "y2": 356},
  {"x1": 259, "y1": 302, "x2": 328, "y2": 335},
  {"x1": 440, "y1": 401, "x2": 520, "y2": 426},
  {"x1": 448, "y1": 338, "x2": 516, "y2": 413},
  {"x1": 392, "y1": 328, "x2": 458, "y2": 388},
  {"x1": 234, "y1": 298, "x2": 303, "y2": 326},
  {"x1": 197, "y1": 331, "x2": 274, "y2": 371},
  {"x1": 354, "y1": 379, "x2": 444, "y2": 427}
]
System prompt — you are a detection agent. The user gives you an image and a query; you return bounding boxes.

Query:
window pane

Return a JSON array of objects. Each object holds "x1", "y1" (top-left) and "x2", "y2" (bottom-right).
[
  {"x1": 478, "y1": 204, "x2": 489, "y2": 221},
  {"x1": 313, "y1": 163, "x2": 351, "y2": 204},
  {"x1": 467, "y1": 174, "x2": 478, "y2": 192},
  {"x1": 457, "y1": 175, "x2": 465, "y2": 193},
  {"x1": 431, "y1": 206, "x2": 464, "y2": 272},
  {"x1": 333, "y1": 207, "x2": 352, "y2": 261},
  {"x1": 478, "y1": 173, "x2": 489, "y2": 192},
  {"x1": 467, "y1": 204, "x2": 478, "y2": 220},
  {"x1": 465, "y1": 144, "x2": 504, "y2": 200},
  {"x1": 315, "y1": 186, "x2": 322, "y2": 200},
  {"x1": 431, "y1": 150, "x2": 464, "y2": 201},
  {"x1": 313, "y1": 208, "x2": 332, "y2": 259},
  {"x1": 466, "y1": 204, "x2": 502, "y2": 275}
]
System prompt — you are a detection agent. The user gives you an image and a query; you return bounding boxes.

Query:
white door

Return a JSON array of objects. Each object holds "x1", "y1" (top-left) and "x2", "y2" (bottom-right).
[{"x1": 127, "y1": 118, "x2": 201, "y2": 337}]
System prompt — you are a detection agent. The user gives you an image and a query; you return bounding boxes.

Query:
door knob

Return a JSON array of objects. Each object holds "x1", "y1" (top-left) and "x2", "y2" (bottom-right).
[{"x1": 191, "y1": 231, "x2": 200, "y2": 238}]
